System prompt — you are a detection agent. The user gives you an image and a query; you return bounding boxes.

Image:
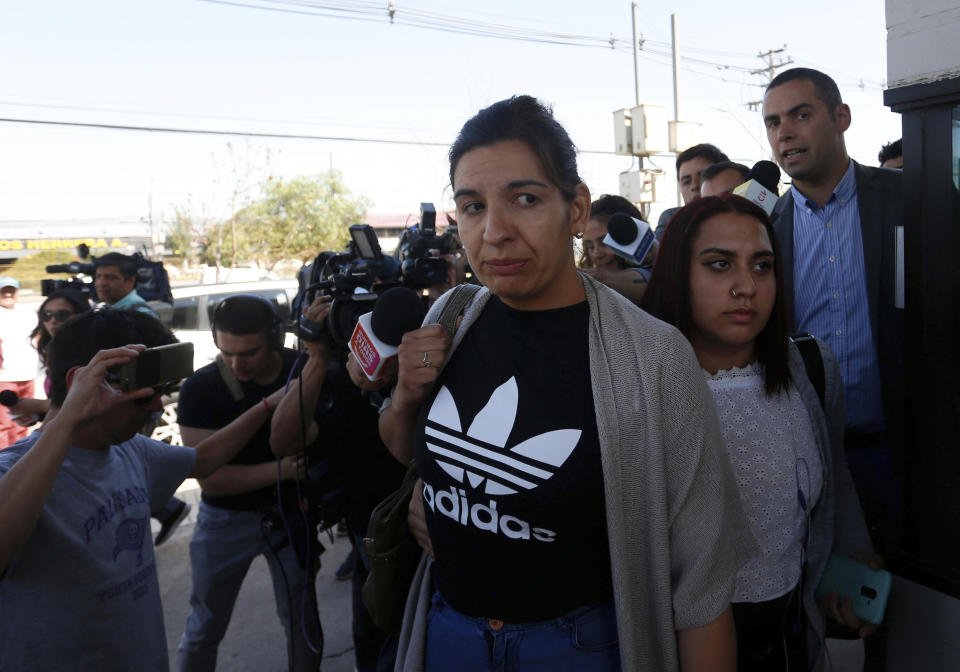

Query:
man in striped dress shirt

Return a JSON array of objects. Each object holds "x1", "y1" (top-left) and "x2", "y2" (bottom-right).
[{"x1": 762, "y1": 66, "x2": 903, "y2": 670}]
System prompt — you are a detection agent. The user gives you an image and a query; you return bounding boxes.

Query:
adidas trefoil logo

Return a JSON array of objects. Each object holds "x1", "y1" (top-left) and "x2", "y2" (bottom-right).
[{"x1": 425, "y1": 377, "x2": 581, "y2": 496}]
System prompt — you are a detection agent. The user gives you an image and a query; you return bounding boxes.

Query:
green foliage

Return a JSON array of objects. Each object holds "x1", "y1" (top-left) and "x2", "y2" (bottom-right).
[
  {"x1": 221, "y1": 171, "x2": 372, "y2": 270},
  {"x1": 170, "y1": 170, "x2": 372, "y2": 271},
  {"x1": 166, "y1": 206, "x2": 203, "y2": 261}
]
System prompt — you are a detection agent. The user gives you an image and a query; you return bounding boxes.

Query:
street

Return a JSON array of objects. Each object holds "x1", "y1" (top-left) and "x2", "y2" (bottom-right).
[{"x1": 155, "y1": 485, "x2": 356, "y2": 672}]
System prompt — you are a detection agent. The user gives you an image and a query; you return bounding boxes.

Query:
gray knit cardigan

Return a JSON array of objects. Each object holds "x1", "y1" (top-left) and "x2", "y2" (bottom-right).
[
  {"x1": 787, "y1": 339, "x2": 873, "y2": 670},
  {"x1": 392, "y1": 273, "x2": 755, "y2": 671}
]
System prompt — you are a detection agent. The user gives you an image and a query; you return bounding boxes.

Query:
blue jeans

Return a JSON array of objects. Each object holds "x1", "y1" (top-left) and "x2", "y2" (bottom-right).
[
  {"x1": 177, "y1": 501, "x2": 321, "y2": 672},
  {"x1": 425, "y1": 592, "x2": 621, "y2": 672}
]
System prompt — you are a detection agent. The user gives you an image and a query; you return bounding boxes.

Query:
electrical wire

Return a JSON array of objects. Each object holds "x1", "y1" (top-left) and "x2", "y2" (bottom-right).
[
  {"x1": 0, "y1": 116, "x2": 622, "y2": 155},
  {"x1": 0, "y1": 98, "x2": 456, "y2": 135},
  {"x1": 199, "y1": 0, "x2": 762, "y2": 72}
]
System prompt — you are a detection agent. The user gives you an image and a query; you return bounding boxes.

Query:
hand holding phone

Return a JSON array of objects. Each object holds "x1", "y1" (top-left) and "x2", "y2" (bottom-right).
[
  {"x1": 816, "y1": 554, "x2": 892, "y2": 625},
  {"x1": 108, "y1": 342, "x2": 194, "y2": 392}
]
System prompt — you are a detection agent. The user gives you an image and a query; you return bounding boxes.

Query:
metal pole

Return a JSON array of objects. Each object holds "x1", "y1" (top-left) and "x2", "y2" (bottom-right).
[
  {"x1": 631, "y1": 2, "x2": 644, "y2": 172},
  {"x1": 671, "y1": 13, "x2": 680, "y2": 121},
  {"x1": 671, "y1": 13, "x2": 683, "y2": 205},
  {"x1": 631, "y1": 3, "x2": 641, "y2": 106}
]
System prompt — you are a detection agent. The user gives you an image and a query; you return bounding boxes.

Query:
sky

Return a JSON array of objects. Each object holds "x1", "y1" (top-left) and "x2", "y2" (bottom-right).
[{"x1": 0, "y1": 0, "x2": 900, "y2": 232}]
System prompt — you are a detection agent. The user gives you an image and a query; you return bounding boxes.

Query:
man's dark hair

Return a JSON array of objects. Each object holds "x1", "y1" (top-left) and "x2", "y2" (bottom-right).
[
  {"x1": 642, "y1": 194, "x2": 791, "y2": 395},
  {"x1": 675, "y1": 143, "x2": 729, "y2": 173},
  {"x1": 589, "y1": 194, "x2": 644, "y2": 223},
  {"x1": 47, "y1": 308, "x2": 177, "y2": 406},
  {"x1": 449, "y1": 95, "x2": 581, "y2": 201},
  {"x1": 701, "y1": 161, "x2": 750, "y2": 183},
  {"x1": 767, "y1": 67, "x2": 843, "y2": 116},
  {"x1": 212, "y1": 295, "x2": 278, "y2": 337},
  {"x1": 878, "y1": 138, "x2": 902, "y2": 166},
  {"x1": 94, "y1": 252, "x2": 137, "y2": 280}
]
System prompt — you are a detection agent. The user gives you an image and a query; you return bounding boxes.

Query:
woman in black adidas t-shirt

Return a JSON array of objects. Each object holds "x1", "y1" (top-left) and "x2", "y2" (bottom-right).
[{"x1": 379, "y1": 96, "x2": 746, "y2": 672}]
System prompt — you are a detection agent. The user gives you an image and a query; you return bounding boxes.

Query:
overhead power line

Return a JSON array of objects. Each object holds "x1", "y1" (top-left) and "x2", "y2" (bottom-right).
[
  {"x1": 0, "y1": 116, "x2": 620, "y2": 155},
  {"x1": 198, "y1": 0, "x2": 762, "y2": 72}
]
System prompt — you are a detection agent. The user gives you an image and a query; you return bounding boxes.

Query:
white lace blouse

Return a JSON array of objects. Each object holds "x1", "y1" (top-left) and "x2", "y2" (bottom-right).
[{"x1": 705, "y1": 362, "x2": 823, "y2": 603}]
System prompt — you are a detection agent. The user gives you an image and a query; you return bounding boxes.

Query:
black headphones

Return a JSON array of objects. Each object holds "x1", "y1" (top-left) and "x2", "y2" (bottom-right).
[{"x1": 211, "y1": 294, "x2": 284, "y2": 352}]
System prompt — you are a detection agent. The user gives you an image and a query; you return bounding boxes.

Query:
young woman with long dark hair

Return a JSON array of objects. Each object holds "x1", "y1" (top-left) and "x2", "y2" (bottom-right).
[{"x1": 642, "y1": 194, "x2": 878, "y2": 671}]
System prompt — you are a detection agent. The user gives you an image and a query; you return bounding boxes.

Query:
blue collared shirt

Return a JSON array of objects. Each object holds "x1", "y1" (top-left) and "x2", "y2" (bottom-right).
[
  {"x1": 791, "y1": 160, "x2": 885, "y2": 432},
  {"x1": 110, "y1": 289, "x2": 158, "y2": 319}
]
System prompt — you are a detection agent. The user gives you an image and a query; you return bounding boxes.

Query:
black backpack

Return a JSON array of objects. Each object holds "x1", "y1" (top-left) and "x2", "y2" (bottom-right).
[
  {"x1": 790, "y1": 333, "x2": 825, "y2": 408},
  {"x1": 133, "y1": 253, "x2": 173, "y2": 304}
]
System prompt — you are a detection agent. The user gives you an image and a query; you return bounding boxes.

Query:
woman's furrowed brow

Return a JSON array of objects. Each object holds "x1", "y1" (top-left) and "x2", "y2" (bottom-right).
[
  {"x1": 698, "y1": 247, "x2": 735, "y2": 257},
  {"x1": 505, "y1": 179, "x2": 549, "y2": 190},
  {"x1": 453, "y1": 188, "x2": 478, "y2": 200}
]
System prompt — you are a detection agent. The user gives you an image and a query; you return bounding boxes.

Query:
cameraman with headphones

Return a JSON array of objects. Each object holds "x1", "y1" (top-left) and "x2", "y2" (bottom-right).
[{"x1": 175, "y1": 295, "x2": 320, "y2": 672}]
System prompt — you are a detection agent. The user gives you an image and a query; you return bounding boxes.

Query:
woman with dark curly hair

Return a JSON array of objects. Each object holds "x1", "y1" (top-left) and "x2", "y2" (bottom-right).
[{"x1": 11, "y1": 289, "x2": 91, "y2": 423}]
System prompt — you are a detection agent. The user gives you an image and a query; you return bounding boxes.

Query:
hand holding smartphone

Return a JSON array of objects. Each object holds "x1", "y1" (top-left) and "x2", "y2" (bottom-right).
[
  {"x1": 108, "y1": 342, "x2": 194, "y2": 392},
  {"x1": 815, "y1": 554, "x2": 892, "y2": 625}
]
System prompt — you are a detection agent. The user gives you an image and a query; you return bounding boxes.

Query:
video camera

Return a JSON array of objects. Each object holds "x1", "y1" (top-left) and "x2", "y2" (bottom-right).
[
  {"x1": 42, "y1": 249, "x2": 173, "y2": 304},
  {"x1": 41, "y1": 260, "x2": 98, "y2": 299},
  {"x1": 394, "y1": 203, "x2": 458, "y2": 288},
  {"x1": 293, "y1": 224, "x2": 402, "y2": 348},
  {"x1": 293, "y1": 204, "x2": 457, "y2": 349}
]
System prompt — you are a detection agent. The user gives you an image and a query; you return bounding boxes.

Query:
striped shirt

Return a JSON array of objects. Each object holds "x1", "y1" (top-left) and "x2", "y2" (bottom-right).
[{"x1": 791, "y1": 160, "x2": 884, "y2": 432}]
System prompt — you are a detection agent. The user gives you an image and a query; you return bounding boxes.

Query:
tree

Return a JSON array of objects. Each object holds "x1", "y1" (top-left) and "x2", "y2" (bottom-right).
[
  {"x1": 229, "y1": 171, "x2": 372, "y2": 271},
  {"x1": 166, "y1": 205, "x2": 206, "y2": 264}
]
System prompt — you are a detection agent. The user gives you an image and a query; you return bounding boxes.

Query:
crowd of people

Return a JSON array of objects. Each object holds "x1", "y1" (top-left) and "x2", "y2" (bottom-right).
[{"x1": 0, "y1": 65, "x2": 904, "y2": 672}]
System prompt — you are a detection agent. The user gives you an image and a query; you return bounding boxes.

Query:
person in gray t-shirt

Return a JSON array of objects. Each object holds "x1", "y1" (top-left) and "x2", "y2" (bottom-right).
[{"x1": 0, "y1": 309, "x2": 283, "y2": 671}]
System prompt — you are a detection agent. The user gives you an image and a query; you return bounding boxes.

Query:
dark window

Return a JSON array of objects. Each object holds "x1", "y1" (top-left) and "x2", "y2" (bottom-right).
[{"x1": 170, "y1": 296, "x2": 199, "y2": 330}]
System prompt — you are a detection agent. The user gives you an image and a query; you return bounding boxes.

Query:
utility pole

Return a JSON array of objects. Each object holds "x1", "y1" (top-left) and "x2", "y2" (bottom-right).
[
  {"x1": 671, "y1": 14, "x2": 681, "y2": 121},
  {"x1": 746, "y1": 46, "x2": 793, "y2": 110},
  {"x1": 630, "y1": 2, "x2": 644, "y2": 173},
  {"x1": 631, "y1": 2, "x2": 642, "y2": 107},
  {"x1": 671, "y1": 13, "x2": 682, "y2": 206}
]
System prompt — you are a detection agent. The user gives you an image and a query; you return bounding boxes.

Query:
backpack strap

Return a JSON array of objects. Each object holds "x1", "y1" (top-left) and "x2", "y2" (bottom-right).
[
  {"x1": 789, "y1": 333, "x2": 825, "y2": 409},
  {"x1": 435, "y1": 284, "x2": 481, "y2": 339},
  {"x1": 214, "y1": 354, "x2": 246, "y2": 402}
]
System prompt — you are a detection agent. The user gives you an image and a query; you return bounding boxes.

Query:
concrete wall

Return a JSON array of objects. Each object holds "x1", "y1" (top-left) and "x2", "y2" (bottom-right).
[{"x1": 887, "y1": 0, "x2": 960, "y2": 87}]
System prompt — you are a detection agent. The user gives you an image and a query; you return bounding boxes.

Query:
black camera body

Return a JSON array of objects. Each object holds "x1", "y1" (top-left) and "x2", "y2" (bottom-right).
[
  {"x1": 293, "y1": 225, "x2": 403, "y2": 348},
  {"x1": 395, "y1": 203, "x2": 457, "y2": 289},
  {"x1": 43, "y1": 252, "x2": 172, "y2": 304},
  {"x1": 293, "y1": 205, "x2": 457, "y2": 348}
]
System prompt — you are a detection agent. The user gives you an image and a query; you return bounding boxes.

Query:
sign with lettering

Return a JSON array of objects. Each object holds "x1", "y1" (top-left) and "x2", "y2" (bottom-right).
[{"x1": 0, "y1": 237, "x2": 130, "y2": 252}]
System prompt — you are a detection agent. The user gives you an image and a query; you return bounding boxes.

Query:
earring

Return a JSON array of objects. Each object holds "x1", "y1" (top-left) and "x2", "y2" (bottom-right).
[{"x1": 731, "y1": 288, "x2": 738, "y2": 297}]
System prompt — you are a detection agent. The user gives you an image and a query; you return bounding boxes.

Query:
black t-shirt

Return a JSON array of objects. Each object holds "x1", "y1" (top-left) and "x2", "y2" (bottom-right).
[
  {"x1": 178, "y1": 347, "x2": 404, "y2": 523},
  {"x1": 414, "y1": 296, "x2": 612, "y2": 622},
  {"x1": 178, "y1": 348, "x2": 302, "y2": 511},
  {"x1": 323, "y1": 367, "x2": 406, "y2": 534}
]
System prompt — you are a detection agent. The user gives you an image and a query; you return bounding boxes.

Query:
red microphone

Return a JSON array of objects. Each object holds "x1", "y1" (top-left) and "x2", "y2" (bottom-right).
[{"x1": 349, "y1": 287, "x2": 426, "y2": 381}]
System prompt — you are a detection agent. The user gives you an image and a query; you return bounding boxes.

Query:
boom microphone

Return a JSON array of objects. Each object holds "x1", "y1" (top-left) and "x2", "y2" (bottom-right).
[
  {"x1": 348, "y1": 286, "x2": 426, "y2": 381},
  {"x1": 733, "y1": 160, "x2": 781, "y2": 215},
  {"x1": 602, "y1": 213, "x2": 657, "y2": 266}
]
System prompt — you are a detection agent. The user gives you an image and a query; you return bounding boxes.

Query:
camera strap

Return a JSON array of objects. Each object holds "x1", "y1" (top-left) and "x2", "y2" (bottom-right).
[{"x1": 214, "y1": 354, "x2": 246, "y2": 402}]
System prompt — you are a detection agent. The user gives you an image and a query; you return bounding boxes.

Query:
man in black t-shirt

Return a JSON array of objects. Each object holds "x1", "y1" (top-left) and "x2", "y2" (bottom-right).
[{"x1": 175, "y1": 295, "x2": 321, "y2": 672}]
